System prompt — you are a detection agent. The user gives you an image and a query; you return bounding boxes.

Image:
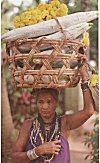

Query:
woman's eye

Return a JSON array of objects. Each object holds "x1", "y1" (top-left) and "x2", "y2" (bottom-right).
[
  {"x1": 48, "y1": 101, "x2": 51, "y2": 104},
  {"x1": 38, "y1": 100, "x2": 43, "y2": 104}
]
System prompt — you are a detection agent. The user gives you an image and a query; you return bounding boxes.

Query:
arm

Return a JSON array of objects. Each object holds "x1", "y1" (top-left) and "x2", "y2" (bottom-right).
[
  {"x1": 12, "y1": 119, "x2": 33, "y2": 163},
  {"x1": 63, "y1": 89, "x2": 94, "y2": 130},
  {"x1": 62, "y1": 62, "x2": 95, "y2": 130}
]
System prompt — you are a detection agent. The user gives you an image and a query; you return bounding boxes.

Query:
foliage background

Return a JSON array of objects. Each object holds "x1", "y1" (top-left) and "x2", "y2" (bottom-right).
[{"x1": 1, "y1": 0, "x2": 98, "y2": 163}]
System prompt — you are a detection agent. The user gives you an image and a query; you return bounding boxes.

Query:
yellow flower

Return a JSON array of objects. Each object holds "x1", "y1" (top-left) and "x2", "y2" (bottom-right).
[
  {"x1": 19, "y1": 22, "x2": 25, "y2": 27},
  {"x1": 29, "y1": 10, "x2": 37, "y2": 15},
  {"x1": 55, "y1": 9, "x2": 60, "y2": 17},
  {"x1": 27, "y1": 7, "x2": 34, "y2": 11},
  {"x1": 47, "y1": 6, "x2": 53, "y2": 12},
  {"x1": 35, "y1": 15, "x2": 43, "y2": 22},
  {"x1": 51, "y1": 0, "x2": 61, "y2": 7},
  {"x1": 38, "y1": 4, "x2": 47, "y2": 11},
  {"x1": 14, "y1": 22, "x2": 20, "y2": 28},
  {"x1": 27, "y1": 20, "x2": 35, "y2": 25},
  {"x1": 46, "y1": 15, "x2": 52, "y2": 20},
  {"x1": 42, "y1": 10, "x2": 49, "y2": 19},
  {"x1": 13, "y1": 0, "x2": 69, "y2": 28},
  {"x1": 30, "y1": 17, "x2": 38, "y2": 23},
  {"x1": 83, "y1": 32, "x2": 90, "y2": 46},
  {"x1": 90, "y1": 74, "x2": 99, "y2": 86},
  {"x1": 52, "y1": 6, "x2": 57, "y2": 11},
  {"x1": 14, "y1": 16, "x2": 20, "y2": 22},
  {"x1": 33, "y1": 9, "x2": 41, "y2": 15},
  {"x1": 21, "y1": 11, "x2": 30, "y2": 17},
  {"x1": 60, "y1": 3, "x2": 68, "y2": 11},
  {"x1": 38, "y1": 19, "x2": 44, "y2": 23},
  {"x1": 60, "y1": 10, "x2": 68, "y2": 16},
  {"x1": 50, "y1": 10, "x2": 57, "y2": 18},
  {"x1": 59, "y1": 4, "x2": 68, "y2": 15}
]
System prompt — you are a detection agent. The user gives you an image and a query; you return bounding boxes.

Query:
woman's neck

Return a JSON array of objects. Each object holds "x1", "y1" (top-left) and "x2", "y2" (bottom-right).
[{"x1": 40, "y1": 114, "x2": 56, "y2": 124}]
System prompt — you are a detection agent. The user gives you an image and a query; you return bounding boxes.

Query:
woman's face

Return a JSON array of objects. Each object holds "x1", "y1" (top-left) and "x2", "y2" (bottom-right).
[{"x1": 37, "y1": 92, "x2": 58, "y2": 119}]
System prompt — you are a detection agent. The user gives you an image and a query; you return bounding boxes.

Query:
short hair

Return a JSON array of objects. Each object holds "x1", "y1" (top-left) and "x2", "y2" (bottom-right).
[{"x1": 32, "y1": 88, "x2": 59, "y2": 102}]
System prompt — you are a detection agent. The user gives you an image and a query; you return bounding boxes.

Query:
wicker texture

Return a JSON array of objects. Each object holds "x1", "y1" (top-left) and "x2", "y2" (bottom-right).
[{"x1": 6, "y1": 38, "x2": 83, "y2": 88}]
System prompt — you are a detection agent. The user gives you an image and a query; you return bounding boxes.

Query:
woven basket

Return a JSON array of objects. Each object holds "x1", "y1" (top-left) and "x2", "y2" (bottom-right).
[{"x1": 6, "y1": 38, "x2": 84, "y2": 88}]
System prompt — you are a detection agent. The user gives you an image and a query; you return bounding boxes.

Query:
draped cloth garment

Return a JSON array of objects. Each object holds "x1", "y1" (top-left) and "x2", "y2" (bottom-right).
[{"x1": 25, "y1": 123, "x2": 70, "y2": 163}]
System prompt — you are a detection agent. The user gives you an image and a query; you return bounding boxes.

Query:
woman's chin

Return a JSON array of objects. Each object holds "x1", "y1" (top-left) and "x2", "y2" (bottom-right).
[
  {"x1": 41, "y1": 112, "x2": 53, "y2": 119},
  {"x1": 42, "y1": 113, "x2": 51, "y2": 118}
]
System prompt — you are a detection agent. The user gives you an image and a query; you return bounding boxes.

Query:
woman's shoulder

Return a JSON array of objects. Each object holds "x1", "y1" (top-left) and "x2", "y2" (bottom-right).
[
  {"x1": 23, "y1": 118, "x2": 33, "y2": 125},
  {"x1": 21, "y1": 118, "x2": 35, "y2": 131},
  {"x1": 60, "y1": 115, "x2": 68, "y2": 123}
]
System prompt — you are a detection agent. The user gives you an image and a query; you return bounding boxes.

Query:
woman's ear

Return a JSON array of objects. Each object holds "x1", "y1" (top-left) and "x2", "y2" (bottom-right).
[{"x1": 55, "y1": 100, "x2": 59, "y2": 108}]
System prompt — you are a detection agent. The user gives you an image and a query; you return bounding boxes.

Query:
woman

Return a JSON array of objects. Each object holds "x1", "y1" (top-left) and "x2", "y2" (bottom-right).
[{"x1": 12, "y1": 56, "x2": 95, "y2": 163}]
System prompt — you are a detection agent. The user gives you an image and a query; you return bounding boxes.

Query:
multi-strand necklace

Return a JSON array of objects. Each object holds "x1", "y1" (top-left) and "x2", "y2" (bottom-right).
[{"x1": 30, "y1": 113, "x2": 61, "y2": 162}]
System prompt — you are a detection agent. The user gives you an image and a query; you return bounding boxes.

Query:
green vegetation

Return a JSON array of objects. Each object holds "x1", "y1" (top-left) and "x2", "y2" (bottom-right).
[
  {"x1": 84, "y1": 117, "x2": 99, "y2": 163},
  {"x1": 1, "y1": 1, "x2": 98, "y2": 162}
]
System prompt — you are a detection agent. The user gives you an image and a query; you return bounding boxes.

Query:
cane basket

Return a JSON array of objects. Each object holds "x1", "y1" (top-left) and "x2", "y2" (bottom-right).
[{"x1": 6, "y1": 38, "x2": 84, "y2": 88}]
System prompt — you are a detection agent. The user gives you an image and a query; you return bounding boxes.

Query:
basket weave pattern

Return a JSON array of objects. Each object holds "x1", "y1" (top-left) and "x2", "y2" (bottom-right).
[{"x1": 6, "y1": 38, "x2": 83, "y2": 88}]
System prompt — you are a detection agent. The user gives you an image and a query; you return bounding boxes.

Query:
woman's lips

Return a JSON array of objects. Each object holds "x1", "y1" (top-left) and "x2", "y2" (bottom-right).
[{"x1": 41, "y1": 110, "x2": 50, "y2": 114}]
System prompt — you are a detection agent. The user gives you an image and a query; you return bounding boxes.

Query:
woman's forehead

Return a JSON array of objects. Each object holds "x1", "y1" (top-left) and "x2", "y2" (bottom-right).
[{"x1": 37, "y1": 92, "x2": 54, "y2": 100}]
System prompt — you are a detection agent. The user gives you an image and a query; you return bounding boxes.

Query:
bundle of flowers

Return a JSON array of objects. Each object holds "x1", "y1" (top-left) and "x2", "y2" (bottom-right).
[
  {"x1": 1, "y1": 0, "x2": 98, "y2": 42},
  {"x1": 14, "y1": 0, "x2": 68, "y2": 28}
]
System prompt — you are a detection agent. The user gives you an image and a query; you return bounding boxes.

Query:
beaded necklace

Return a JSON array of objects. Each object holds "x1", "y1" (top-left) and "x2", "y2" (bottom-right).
[{"x1": 30, "y1": 113, "x2": 61, "y2": 162}]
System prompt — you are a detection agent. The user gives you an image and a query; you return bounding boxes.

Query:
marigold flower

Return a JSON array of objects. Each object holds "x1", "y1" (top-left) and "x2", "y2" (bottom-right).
[
  {"x1": 46, "y1": 15, "x2": 52, "y2": 20},
  {"x1": 50, "y1": 10, "x2": 57, "y2": 18},
  {"x1": 13, "y1": 0, "x2": 69, "y2": 28},
  {"x1": 90, "y1": 74, "x2": 99, "y2": 86},
  {"x1": 14, "y1": 16, "x2": 20, "y2": 22},
  {"x1": 51, "y1": 0, "x2": 60, "y2": 7},
  {"x1": 83, "y1": 32, "x2": 90, "y2": 46}
]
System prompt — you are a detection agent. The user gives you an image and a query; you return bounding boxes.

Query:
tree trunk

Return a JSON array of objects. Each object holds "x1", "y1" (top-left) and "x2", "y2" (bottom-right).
[{"x1": 1, "y1": 52, "x2": 14, "y2": 163}]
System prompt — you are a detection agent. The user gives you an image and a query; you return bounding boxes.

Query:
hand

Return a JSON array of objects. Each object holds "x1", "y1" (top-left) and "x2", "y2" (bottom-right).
[
  {"x1": 77, "y1": 54, "x2": 89, "y2": 82},
  {"x1": 77, "y1": 53, "x2": 88, "y2": 65},
  {"x1": 36, "y1": 140, "x2": 61, "y2": 155}
]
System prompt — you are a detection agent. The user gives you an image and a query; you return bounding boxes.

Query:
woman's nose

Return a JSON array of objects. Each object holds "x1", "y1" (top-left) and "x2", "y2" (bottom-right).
[{"x1": 43, "y1": 103, "x2": 48, "y2": 109}]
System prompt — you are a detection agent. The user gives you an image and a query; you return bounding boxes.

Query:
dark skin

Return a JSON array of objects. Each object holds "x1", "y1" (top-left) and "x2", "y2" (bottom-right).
[{"x1": 12, "y1": 55, "x2": 95, "y2": 163}]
